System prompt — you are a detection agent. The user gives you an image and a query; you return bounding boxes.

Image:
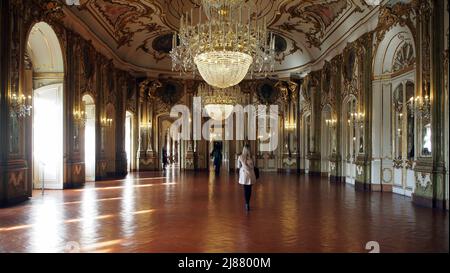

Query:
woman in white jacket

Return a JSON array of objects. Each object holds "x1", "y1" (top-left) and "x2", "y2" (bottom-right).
[{"x1": 238, "y1": 145, "x2": 257, "y2": 211}]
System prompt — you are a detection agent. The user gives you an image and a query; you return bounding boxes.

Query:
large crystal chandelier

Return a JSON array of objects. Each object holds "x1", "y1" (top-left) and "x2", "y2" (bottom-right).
[
  {"x1": 198, "y1": 83, "x2": 240, "y2": 121},
  {"x1": 170, "y1": 0, "x2": 276, "y2": 89}
]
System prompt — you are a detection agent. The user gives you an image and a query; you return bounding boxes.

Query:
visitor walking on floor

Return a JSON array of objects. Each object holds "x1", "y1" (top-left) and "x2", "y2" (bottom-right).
[{"x1": 238, "y1": 144, "x2": 257, "y2": 211}]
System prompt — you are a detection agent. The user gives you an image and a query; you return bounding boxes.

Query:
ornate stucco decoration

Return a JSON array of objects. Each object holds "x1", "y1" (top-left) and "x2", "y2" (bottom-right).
[
  {"x1": 126, "y1": 77, "x2": 137, "y2": 113},
  {"x1": 416, "y1": 172, "x2": 432, "y2": 190},
  {"x1": 256, "y1": 79, "x2": 281, "y2": 106},
  {"x1": 151, "y1": 80, "x2": 184, "y2": 114},
  {"x1": 77, "y1": 0, "x2": 164, "y2": 49},
  {"x1": 139, "y1": 79, "x2": 162, "y2": 100},
  {"x1": 320, "y1": 61, "x2": 334, "y2": 110},
  {"x1": 62, "y1": 0, "x2": 375, "y2": 75},
  {"x1": 341, "y1": 40, "x2": 364, "y2": 101},
  {"x1": 275, "y1": 80, "x2": 299, "y2": 103},
  {"x1": 374, "y1": 1, "x2": 417, "y2": 53},
  {"x1": 277, "y1": 0, "x2": 351, "y2": 49},
  {"x1": 392, "y1": 41, "x2": 415, "y2": 73},
  {"x1": 300, "y1": 74, "x2": 315, "y2": 110},
  {"x1": 81, "y1": 41, "x2": 96, "y2": 94}
]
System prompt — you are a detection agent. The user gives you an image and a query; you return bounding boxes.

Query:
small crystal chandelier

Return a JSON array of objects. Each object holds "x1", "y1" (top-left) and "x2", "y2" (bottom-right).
[
  {"x1": 170, "y1": 0, "x2": 276, "y2": 89},
  {"x1": 10, "y1": 94, "x2": 32, "y2": 118},
  {"x1": 198, "y1": 83, "x2": 240, "y2": 120}
]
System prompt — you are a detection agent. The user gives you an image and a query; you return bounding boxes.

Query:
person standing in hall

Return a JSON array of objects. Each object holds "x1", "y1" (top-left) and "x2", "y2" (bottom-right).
[
  {"x1": 238, "y1": 144, "x2": 257, "y2": 211},
  {"x1": 162, "y1": 147, "x2": 169, "y2": 171},
  {"x1": 211, "y1": 142, "x2": 223, "y2": 175}
]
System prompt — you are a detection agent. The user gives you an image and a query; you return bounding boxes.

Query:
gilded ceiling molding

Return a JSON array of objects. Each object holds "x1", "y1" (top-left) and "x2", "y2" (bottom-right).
[
  {"x1": 373, "y1": 0, "x2": 418, "y2": 54},
  {"x1": 78, "y1": 0, "x2": 163, "y2": 48},
  {"x1": 278, "y1": 0, "x2": 350, "y2": 49}
]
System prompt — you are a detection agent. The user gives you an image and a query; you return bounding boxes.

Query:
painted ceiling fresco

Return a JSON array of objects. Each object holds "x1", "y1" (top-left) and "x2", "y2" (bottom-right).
[{"x1": 66, "y1": 0, "x2": 374, "y2": 76}]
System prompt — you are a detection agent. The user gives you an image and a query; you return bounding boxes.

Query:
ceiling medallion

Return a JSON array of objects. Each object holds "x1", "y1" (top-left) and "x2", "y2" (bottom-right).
[{"x1": 170, "y1": 0, "x2": 276, "y2": 89}]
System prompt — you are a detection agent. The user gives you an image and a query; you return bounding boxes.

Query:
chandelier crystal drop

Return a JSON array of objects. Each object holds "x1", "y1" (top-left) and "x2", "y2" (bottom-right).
[{"x1": 170, "y1": 0, "x2": 276, "y2": 89}]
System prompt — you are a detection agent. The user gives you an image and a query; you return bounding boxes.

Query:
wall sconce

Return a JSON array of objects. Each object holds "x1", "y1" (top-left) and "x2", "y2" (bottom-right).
[
  {"x1": 411, "y1": 95, "x2": 431, "y2": 119},
  {"x1": 10, "y1": 94, "x2": 32, "y2": 118},
  {"x1": 350, "y1": 112, "x2": 365, "y2": 127},
  {"x1": 140, "y1": 122, "x2": 152, "y2": 134},
  {"x1": 140, "y1": 122, "x2": 152, "y2": 128},
  {"x1": 73, "y1": 109, "x2": 87, "y2": 127},
  {"x1": 101, "y1": 117, "x2": 113, "y2": 128},
  {"x1": 325, "y1": 119, "x2": 337, "y2": 130},
  {"x1": 284, "y1": 122, "x2": 296, "y2": 131}
]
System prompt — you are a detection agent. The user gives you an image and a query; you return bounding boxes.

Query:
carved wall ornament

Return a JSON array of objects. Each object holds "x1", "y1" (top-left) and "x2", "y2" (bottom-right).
[
  {"x1": 24, "y1": 51, "x2": 33, "y2": 70},
  {"x1": 275, "y1": 80, "x2": 299, "y2": 103},
  {"x1": 321, "y1": 61, "x2": 336, "y2": 110},
  {"x1": 341, "y1": 40, "x2": 364, "y2": 101},
  {"x1": 343, "y1": 47, "x2": 356, "y2": 82},
  {"x1": 416, "y1": 172, "x2": 432, "y2": 189},
  {"x1": 382, "y1": 168, "x2": 393, "y2": 183},
  {"x1": 256, "y1": 80, "x2": 280, "y2": 105},
  {"x1": 152, "y1": 80, "x2": 184, "y2": 114},
  {"x1": 374, "y1": 1, "x2": 417, "y2": 53},
  {"x1": 301, "y1": 74, "x2": 316, "y2": 105},
  {"x1": 356, "y1": 165, "x2": 364, "y2": 176},
  {"x1": 139, "y1": 79, "x2": 162, "y2": 99},
  {"x1": 82, "y1": 43, "x2": 95, "y2": 81},
  {"x1": 393, "y1": 42, "x2": 415, "y2": 72}
]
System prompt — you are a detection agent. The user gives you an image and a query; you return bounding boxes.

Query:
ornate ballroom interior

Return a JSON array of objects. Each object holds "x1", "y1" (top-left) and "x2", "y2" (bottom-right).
[{"x1": 0, "y1": 0, "x2": 448, "y2": 253}]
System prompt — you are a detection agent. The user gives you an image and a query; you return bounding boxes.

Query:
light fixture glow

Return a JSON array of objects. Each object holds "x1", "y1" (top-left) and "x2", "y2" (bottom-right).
[{"x1": 194, "y1": 51, "x2": 253, "y2": 89}]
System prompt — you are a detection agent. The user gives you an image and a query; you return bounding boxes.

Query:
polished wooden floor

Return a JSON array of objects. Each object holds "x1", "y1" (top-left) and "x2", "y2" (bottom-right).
[{"x1": 0, "y1": 170, "x2": 448, "y2": 253}]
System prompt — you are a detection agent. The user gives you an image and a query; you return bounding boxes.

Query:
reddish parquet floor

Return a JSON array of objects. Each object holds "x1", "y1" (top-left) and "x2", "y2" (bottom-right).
[{"x1": 0, "y1": 171, "x2": 448, "y2": 253}]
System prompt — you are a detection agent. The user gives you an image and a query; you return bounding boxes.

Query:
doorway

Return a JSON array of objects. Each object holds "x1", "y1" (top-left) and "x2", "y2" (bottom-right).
[
  {"x1": 33, "y1": 84, "x2": 63, "y2": 189},
  {"x1": 26, "y1": 22, "x2": 65, "y2": 191},
  {"x1": 83, "y1": 95, "x2": 96, "y2": 182}
]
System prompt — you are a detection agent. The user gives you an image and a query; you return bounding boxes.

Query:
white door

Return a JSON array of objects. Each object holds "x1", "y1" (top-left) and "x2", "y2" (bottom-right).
[{"x1": 33, "y1": 84, "x2": 63, "y2": 190}]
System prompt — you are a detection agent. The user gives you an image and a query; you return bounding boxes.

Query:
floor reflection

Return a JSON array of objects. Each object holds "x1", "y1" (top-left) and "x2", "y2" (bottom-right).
[{"x1": 0, "y1": 172, "x2": 448, "y2": 253}]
